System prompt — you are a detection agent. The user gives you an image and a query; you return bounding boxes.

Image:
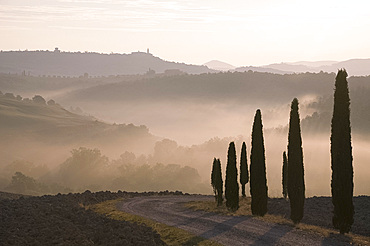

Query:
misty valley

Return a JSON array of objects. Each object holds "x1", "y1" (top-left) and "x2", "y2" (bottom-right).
[
  {"x1": 1, "y1": 51, "x2": 370, "y2": 245},
  {"x1": 1, "y1": 68, "x2": 370, "y2": 197}
]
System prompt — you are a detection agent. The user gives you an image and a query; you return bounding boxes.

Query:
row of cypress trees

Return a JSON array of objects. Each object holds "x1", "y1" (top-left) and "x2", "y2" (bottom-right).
[
  {"x1": 212, "y1": 69, "x2": 354, "y2": 233},
  {"x1": 211, "y1": 109, "x2": 268, "y2": 215},
  {"x1": 281, "y1": 69, "x2": 354, "y2": 232}
]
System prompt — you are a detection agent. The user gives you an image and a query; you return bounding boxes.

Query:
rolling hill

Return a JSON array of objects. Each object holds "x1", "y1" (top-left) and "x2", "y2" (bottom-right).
[
  {"x1": 262, "y1": 58, "x2": 370, "y2": 76},
  {"x1": 203, "y1": 60, "x2": 236, "y2": 71},
  {"x1": 0, "y1": 93, "x2": 158, "y2": 165}
]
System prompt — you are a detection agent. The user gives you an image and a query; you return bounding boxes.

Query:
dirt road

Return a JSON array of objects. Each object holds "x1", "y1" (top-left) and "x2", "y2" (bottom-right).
[{"x1": 118, "y1": 195, "x2": 352, "y2": 246}]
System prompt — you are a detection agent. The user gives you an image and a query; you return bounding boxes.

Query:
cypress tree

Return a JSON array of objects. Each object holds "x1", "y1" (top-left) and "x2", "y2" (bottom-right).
[
  {"x1": 331, "y1": 69, "x2": 354, "y2": 234},
  {"x1": 250, "y1": 109, "x2": 268, "y2": 216},
  {"x1": 225, "y1": 142, "x2": 239, "y2": 211},
  {"x1": 240, "y1": 142, "x2": 249, "y2": 197},
  {"x1": 287, "y1": 98, "x2": 305, "y2": 224},
  {"x1": 211, "y1": 158, "x2": 218, "y2": 201},
  {"x1": 211, "y1": 158, "x2": 223, "y2": 206},
  {"x1": 282, "y1": 151, "x2": 288, "y2": 199}
]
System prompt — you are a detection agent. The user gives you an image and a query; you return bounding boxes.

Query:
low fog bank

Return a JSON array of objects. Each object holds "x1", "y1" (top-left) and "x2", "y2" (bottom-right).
[
  {"x1": 263, "y1": 131, "x2": 370, "y2": 197},
  {"x1": 58, "y1": 98, "x2": 309, "y2": 146},
  {"x1": 0, "y1": 147, "x2": 210, "y2": 195},
  {"x1": 1, "y1": 130, "x2": 369, "y2": 197},
  {"x1": 145, "y1": 130, "x2": 370, "y2": 197}
]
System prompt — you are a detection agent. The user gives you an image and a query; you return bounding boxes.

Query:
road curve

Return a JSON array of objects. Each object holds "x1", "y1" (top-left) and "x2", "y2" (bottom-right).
[{"x1": 118, "y1": 195, "x2": 350, "y2": 246}]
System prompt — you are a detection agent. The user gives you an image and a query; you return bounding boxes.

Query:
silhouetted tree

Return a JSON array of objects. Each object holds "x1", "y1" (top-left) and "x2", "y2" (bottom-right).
[
  {"x1": 282, "y1": 151, "x2": 288, "y2": 199},
  {"x1": 58, "y1": 147, "x2": 109, "y2": 189},
  {"x1": 32, "y1": 95, "x2": 46, "y2": 104},
  {"x1": 240, "y1": 142, "x2": 249, "y2": 197},
  {"x1": 211, "y1": 158, "x2": 223, "y2": 206},
  {"x1": 287, "y1": 98, "x2": 305, "y2": 224},
  {"x1": 7, "y1": 172, "x2": 38, "y2": 194},
  {"x1": 4, "y1": 93, "x2": 15, "y2": 99},
  {"x1": 331, "y1": 69, "x2": 354, "y2": 234},
  {"x1": 225, "y1": 142, "x2": 239, "y2": 211},
  {"x1": 250, "y1": 109, "x2": 268, "y2": 216},
  {"x1": 47, "y1": 99, "x2": 56, "y2": 106}
]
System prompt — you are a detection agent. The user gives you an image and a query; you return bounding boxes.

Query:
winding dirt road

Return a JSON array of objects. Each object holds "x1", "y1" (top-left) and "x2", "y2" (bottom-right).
[{"x1": 118, "y1": 195, "x2": 352, "y2": 246}]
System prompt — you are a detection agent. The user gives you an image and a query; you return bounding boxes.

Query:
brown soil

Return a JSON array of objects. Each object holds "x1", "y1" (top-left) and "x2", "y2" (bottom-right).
[{"x1": 0, "y1": 190, "x2": 170, "y2": 245}]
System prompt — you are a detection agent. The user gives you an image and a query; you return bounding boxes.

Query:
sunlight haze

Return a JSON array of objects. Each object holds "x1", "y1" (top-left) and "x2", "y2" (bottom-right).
[{"x1": 1, "y1": 0, "x2": 370, "y2": 66}]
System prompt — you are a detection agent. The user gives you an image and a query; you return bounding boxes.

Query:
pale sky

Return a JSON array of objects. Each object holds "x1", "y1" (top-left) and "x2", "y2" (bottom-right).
[{"x1": 1, "y1": 0, "x2": 370, "y2": 66}]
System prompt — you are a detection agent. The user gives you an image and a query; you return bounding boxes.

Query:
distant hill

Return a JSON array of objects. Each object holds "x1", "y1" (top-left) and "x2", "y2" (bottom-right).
[
  {"x1": 262, "y1": 58, "x2": 370, "y2": 76},
  {"x1": 203, "y1": 60, "x2": 236, "y2": 71},
  {"x1": 233, "y1": 66, "x2": 290, "y2": 74},
  {"x1": 287, "y1": 60, "x2": 337, "y2": 67},
  {"x1": 0, "y1": 50, "x2": 214, "y2": 76}
]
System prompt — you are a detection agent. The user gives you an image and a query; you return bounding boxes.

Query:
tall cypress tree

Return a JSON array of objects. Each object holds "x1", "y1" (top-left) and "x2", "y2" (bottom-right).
[
  {"x1": 250, "y1": 109, "x2": 268, "y2": 216},
  {"x1": 282, "y1": 151, "x2": 288, "y2": 199},
  {"x1": 331, "y1": 69, "x2": 354, "y2": 234},
  {"x1": 240, "y1": 142, "x2": 249, "y2": 197},
  {"x1": 287, "y1": 98, "x2": 305, "y2": 224},
  {"x1": 211, "y1": 158, "x2": 223, "y2": 206},
  {"x1": 225, "y1": 142, "x2": 239, "y2": 211},
  {"x1": 211, "y1": 158, "x2": 218, "y2": 202}
]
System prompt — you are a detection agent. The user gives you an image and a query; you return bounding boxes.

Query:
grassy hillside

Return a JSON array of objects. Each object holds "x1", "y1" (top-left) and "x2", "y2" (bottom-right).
[
  {"x1": 0, "y1": 93, "x2": 158, "y2": 165},
  {"x1": 0, "y1": 94, "x2": 94, "y2": 129}
]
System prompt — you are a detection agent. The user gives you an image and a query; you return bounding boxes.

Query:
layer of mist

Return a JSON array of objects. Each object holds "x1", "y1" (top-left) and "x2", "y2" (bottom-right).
[{"x1": 1, "y1": 70, "x2": 370, "y2": 197}]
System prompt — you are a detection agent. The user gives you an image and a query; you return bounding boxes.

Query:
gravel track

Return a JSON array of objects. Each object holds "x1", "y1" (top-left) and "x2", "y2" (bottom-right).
[{"x1": 119, "y1": 196, "x2": 355, "y2": 246}]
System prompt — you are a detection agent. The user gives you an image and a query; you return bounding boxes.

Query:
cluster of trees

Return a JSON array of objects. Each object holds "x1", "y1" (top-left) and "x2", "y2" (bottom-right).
[
  {"x1": 1, "y1": 147, "x2": 209, "y2": 195},
  {"x1": 5, "y1": 172, "x2": 71, "y2": 195},
  {"x1": 211, "y1": 109, "x2": 267, "y2": 214},
  {"x1": 211, "y1": 69, "x2": 354, "y2": 234},
  {"x1": 0, "y1": 91, "x2": 59, "y2": 106},
  {"x1": 55, "y1": 147, "x2": 208, "y2": 193}
]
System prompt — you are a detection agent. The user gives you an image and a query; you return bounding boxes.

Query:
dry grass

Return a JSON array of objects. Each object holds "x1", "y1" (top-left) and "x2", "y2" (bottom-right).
[
  {"x1": 185, "y1": 197, "x2": 370, "y2": 246},
  {"x1": 91, "y1": 199, "x2": 222, "y2": 246}
]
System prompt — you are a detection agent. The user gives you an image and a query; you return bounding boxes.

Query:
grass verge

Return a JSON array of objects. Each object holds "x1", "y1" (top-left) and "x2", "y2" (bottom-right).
[
  {"x1": 185, "y1": 197, "x2": 370, "y2": 246},
  {"x1": 90, "y1": 199, "x2": 221, "y2": 246}
]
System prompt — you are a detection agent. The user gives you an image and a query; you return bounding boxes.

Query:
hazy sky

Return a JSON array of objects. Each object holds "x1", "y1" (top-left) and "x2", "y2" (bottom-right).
[{"x1": 1, "y1": 0, "x2": 370, "y2": 66}]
